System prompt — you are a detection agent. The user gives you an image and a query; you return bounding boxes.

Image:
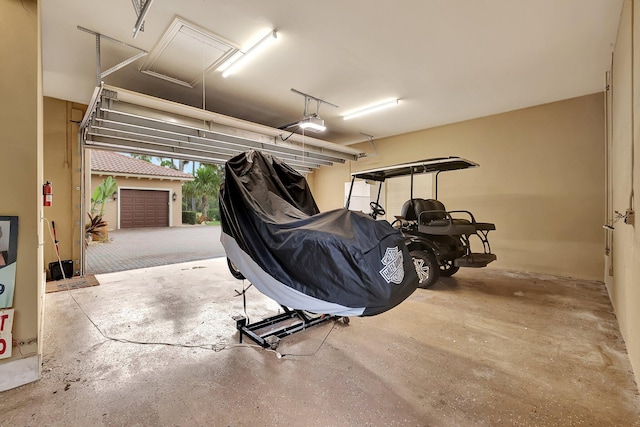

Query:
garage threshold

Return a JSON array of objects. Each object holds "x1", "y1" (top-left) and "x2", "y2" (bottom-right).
[{"x1": 2, "y1": 259, "x2": 639, "y2": 425}]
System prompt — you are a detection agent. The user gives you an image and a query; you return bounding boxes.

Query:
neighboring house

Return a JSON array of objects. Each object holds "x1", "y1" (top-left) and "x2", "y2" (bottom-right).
[{"x1": 90, "y1": 150, "x2": 193, "y2": 229}]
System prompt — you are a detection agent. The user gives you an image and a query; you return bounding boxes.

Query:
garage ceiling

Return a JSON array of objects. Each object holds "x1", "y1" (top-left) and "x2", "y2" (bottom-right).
[{"x1": 42, "y1": 1, "x2": 623, "y2": 145}]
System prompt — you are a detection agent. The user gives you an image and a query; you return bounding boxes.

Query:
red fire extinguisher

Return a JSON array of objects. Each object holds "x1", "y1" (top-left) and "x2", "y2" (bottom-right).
[{"x1": 43, "y1": 181, "x2": 53, "y2": 207}]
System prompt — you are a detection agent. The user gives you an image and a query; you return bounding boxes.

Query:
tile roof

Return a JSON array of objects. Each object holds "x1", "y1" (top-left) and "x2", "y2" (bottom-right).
[{"x1": 90, "y1": 150, "x2": 194, "y2": 180}]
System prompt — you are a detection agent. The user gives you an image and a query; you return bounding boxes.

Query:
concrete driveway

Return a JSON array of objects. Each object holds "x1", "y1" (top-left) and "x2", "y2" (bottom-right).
[{"x1": 85, "y1": 225, "x2": 227, "y2": 274}]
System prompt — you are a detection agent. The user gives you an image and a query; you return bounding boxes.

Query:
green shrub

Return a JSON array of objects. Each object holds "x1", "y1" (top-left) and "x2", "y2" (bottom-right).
[
  {"x1": 182, "y1": 211, "x2": 197, "y2": 225},
  {"x1": 207, "y1": 207, "x2": 220, "y2": 221}
]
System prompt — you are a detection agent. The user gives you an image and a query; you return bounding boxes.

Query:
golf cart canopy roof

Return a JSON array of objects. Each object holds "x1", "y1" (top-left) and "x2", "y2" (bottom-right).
[{"x1": 351, "y1": 157, "x2": 479, "y2": 182}]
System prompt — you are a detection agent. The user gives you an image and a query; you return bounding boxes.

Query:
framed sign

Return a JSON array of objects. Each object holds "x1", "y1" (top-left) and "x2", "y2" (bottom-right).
[{"x1": 0, "y1": 216, "x2": 18, "y2": 309}]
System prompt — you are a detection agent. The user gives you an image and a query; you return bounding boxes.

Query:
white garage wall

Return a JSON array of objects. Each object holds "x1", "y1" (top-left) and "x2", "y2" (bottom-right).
[
  {"x1": 0, "y1": 0, "x2": 41, "y2": 389},
  {"x1": 606, "y1": 0, "x2": 640, "y2": 391}
]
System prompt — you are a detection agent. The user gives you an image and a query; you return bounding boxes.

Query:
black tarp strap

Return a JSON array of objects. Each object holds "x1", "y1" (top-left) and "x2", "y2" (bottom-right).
[
  {"x1": 234, "y1": 281, "x2": 253, "y2": 324},
  {"x1": 410, "y1": 167, "x2": 415, "y2": 218},
  {"x1": 376, "y1": 182, "x2": 383, "y2": 204},
  {"x1": 345, "y1": 176, "x2": 356, "y2": 209}
]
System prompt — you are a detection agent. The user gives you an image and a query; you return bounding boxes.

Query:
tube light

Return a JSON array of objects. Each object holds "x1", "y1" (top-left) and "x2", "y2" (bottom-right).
[
  {"x1": 221, "y1": 30, "x2": 277, "y2": 78},
  {"x1": 217, "y1": 51, "x2": 244, "y2": 73},
  {"x1": 342, "y1": 99, "x2": 399, "y2": 120}
]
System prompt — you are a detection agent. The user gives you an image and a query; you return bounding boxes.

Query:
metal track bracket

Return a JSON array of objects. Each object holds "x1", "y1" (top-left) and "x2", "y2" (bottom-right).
[{"x1": 77, "y1": 26, "x2": 148, "y2": 85}]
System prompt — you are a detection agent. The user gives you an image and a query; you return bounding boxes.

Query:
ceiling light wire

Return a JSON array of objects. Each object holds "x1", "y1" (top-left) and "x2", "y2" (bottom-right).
[
  {"x1": 202, "y1": 40, "x2": 206, "y2": 112},
  {"x1": 279, "y1": 131, "x2": 296, "y2": 142}
]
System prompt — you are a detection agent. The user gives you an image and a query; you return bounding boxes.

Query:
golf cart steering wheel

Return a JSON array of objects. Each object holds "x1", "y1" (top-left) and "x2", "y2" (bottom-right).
[{"x1": 369, "y1": 201, "x2": 386, "y2": 219}]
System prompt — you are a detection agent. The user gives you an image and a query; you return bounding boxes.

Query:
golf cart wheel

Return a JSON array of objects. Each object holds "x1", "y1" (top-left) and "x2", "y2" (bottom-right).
[
  {"x1": 227, "y1": 258, "x2": 245, "y2": 280},
  {"x1": 410, "y1": 250, "x2": 440, "y2": 289},
  {"x1": 439, "y1": 260, "x2": 460, "y2": 277}
]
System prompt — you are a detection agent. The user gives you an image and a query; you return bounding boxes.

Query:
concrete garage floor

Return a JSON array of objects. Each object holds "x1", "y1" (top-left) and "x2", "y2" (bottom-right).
[{"x1": 1, "y1": 259, "x2": 640, "y2": 426}]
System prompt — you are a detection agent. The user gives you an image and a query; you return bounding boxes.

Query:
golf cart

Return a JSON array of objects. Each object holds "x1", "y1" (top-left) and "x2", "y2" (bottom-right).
[{"x1": 346, "y1": 157, "x2": 497, "y2": 288}]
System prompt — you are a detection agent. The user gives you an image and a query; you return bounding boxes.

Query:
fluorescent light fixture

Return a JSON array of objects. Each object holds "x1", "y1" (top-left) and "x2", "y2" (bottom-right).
[
  {"x1": 217, "y1": 51, "x2": 244, "y2": 73},
  {"x1": 221, "y1": 30, "x2": 277, "y2": 78},
  {"x1": 299, "y1": 116, "x2": 326, "y2": 132},
  {"x1": 342, "y1": 99, "x2": 399, "y2": 120}
]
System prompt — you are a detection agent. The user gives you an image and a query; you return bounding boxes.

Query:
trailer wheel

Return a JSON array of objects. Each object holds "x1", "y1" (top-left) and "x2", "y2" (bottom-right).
[
  {"x1": 227, "y1": 258, "x2": 245, "y2": 280},
  {"x1": 410, "y1": 250, "x2": 439, "y2": 288}
]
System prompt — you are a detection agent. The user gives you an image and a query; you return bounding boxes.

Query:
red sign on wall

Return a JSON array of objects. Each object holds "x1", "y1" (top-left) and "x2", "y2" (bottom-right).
[{"x1": 0, "y1": 308, "x2": 14, "y2": 359}]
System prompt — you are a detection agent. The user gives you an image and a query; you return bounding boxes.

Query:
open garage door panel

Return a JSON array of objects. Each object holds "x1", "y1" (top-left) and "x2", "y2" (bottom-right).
[
  {"x1": 120, "y1": 189, "x2": 169, "y2": 228},
  {"x1": 80, "y1": 85, "x2": 362, "y2": 173}
]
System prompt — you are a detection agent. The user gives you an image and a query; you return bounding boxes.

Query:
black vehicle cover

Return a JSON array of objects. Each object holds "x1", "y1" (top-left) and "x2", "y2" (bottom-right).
[{"x1": 219, "y1": 150, "x2": 418, "y2": 316}]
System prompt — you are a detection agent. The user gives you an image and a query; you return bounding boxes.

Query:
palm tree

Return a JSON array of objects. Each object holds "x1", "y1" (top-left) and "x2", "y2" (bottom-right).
[
  {"x1": 130, "y1": 154, "x2": 153, "y2": 162},
  {"x1": 159, "y1": 158, "x2": 178, "y2": 169},
  {"x1": 182, "y1": 180, "x2": 197, "y2": 212},
  {"x1": 159, "y1": 158, "x2": 190, "y2": 171},
  {"x1": 193, "y1": 164, "x2": 223, "y2": 220}
]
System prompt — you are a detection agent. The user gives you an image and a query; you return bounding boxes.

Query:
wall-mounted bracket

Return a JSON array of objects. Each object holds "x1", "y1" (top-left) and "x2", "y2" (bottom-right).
[
  {"x1": 604, "y1": 210, "x2": 635, "y2": 229},
  {"x1": 624, "y1": 209, "x2": 635, "y2": 225},
  {"x1": 360, "y1": 132, "x2": 377, "y2": 157},
  {"x1": 131, "y1": 0, "x2": 155, "y2": 38},
  {"x1": 77, "y1": 26, "x2": 148, "y2": 86},
  {"x1": 291, "y1": 88, "x2": 338, "y2": 119}
]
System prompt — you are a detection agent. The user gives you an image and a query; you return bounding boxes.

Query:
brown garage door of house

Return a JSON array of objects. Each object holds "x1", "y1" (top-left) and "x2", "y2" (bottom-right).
[{"x1": 120, "y1": 189, "x2": 169, "y2": 228}]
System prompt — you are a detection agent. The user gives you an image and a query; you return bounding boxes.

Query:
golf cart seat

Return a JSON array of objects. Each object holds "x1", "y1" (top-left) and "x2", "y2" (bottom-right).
[
  {"x1": 400, "y1": 198, "x2": 495, "y2": 236},
  {"x1": 421, "y1": 200, "x2": 496, "y2": 232},
  {"x1": 400, "y1": 198, "x2": 497, "y2": 267}
]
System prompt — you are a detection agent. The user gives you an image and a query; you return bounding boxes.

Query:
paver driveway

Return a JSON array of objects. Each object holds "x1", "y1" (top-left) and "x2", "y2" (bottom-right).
[{"x1": 85, "y1": 226, "x2": 227, "y2": 274}]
